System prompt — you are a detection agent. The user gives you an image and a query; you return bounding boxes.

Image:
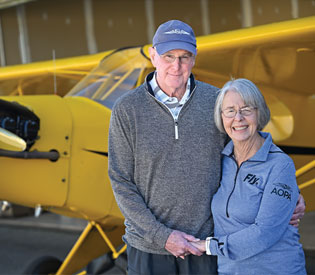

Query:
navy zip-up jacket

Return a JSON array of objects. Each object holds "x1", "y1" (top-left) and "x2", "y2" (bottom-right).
[{"x1": 210, "y1": 132, "x2": 306, "y2": 274}]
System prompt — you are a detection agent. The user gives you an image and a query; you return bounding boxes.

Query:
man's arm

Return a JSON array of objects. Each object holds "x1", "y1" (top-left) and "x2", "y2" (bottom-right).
[
  {"x1": 290, "y1": 194, "x2": 305, "y2": 227},
  {"x1": 108, "y1": 104, "x2": 171, "y2": 249}
]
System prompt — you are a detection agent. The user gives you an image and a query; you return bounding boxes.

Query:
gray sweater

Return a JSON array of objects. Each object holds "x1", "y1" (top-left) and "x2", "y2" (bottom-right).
[{"x1": 108, "y1": 72, "x2": 226, "y2": 254}]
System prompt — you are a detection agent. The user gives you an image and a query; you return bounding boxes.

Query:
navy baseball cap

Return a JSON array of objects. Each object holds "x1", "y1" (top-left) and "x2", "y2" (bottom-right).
[{"x1": 153, "y1": 20, "x2": 197, "y2": 55}]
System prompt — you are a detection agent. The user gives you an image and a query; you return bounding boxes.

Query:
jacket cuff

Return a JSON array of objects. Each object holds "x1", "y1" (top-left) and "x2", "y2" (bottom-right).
[
  {"x1": 152, "y1": 224, "x2": 173, "y2": 250},
  {"x1": 209, "y1": 237, "x2": 220, "y2": 256}
]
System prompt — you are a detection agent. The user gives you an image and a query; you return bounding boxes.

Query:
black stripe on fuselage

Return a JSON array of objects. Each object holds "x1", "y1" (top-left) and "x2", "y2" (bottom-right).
[
  {"x1": 278, "y1": 146, "x2": 315, "y2": 155},
  {"x1": 84, "y1": 149, "x2": 108, "y2": 157}
]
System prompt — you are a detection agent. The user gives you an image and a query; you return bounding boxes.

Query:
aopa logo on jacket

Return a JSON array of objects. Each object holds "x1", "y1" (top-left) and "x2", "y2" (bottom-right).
[{"x1": 271, "y1": 183, "x2": 292, "y2": 201}]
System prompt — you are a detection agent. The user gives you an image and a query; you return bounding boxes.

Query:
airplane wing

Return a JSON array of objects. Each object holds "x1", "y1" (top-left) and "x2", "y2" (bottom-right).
[{"x1": 0, "y1": 51, "x2": 112, "y2": 97}]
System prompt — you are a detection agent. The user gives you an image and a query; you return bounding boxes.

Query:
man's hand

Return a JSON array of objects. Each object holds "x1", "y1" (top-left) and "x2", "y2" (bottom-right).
[
  {"x1": 190, "y1": 240, "x2": 206, "y2": 253},
  {"x1": 290, "y1": 194, "x2": 306, "y2": 227},
  {"x1": 165, "y1": 230, "x2": 203, "y2": 258}
]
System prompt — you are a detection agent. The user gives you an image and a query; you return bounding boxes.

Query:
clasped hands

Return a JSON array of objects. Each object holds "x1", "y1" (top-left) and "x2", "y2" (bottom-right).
[
  {"x1": 165, "y1": 194, "x2": 305, "y2": 259},
  {"x1": 165, "y1": 230, "x2": 206, "y2": 259}
]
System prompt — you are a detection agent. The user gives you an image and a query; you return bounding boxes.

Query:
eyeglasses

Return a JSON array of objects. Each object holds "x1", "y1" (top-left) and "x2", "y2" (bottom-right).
[
  {"x1": 222, "y1": 106, "x2": 256, "y2": 118},
  {"x1": 160, "y1": 53, "x2": 194, "y2": 64}
]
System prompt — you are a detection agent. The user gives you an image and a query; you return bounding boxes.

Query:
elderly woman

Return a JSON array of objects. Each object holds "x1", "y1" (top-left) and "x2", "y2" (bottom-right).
[{"x1": 192, "y1": 78, "x2": 306, "y2": 274}]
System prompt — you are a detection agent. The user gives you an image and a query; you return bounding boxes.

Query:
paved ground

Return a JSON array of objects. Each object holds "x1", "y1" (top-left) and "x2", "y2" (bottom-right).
[
  {"x1": 0, "y1": 226, "x2": 80, "y2": 274},
  {"x1": 0, "y1": 211, "x2": 125, "y2": 274},
  {"x1": 0, "y1": 210, "x2": 314, "y2": 274},
  {"x1": 299, "y1": 211, "x2": 315, "y2": 274}
]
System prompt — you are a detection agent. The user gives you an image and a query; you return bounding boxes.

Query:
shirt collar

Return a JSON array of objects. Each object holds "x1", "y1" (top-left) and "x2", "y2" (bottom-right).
[
  {"x1": 222, "y1": 132, "x2": 282, "y2": 162},
  {"x1": 150, "y1": 72, "x2": 191, "y2": 105},
  {"x1": 145, "y1": 71, "x2": 196, "y2": 96}
]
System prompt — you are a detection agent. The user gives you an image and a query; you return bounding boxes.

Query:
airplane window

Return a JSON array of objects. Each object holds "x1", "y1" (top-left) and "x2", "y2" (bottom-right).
[
  {"x1": 66, "y1": 47, "x2": 152, "y2": 110},
  {"x1": 96, "y1": 68, "x2": 141, "y2": 109}
]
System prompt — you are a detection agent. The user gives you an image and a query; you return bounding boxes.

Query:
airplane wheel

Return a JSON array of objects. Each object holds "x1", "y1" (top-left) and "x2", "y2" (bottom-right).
[
  {"x1": 23, "y1": 256, "x2": 62, "y2": 274},
  {"x1": 86, "y1": 252, "x2": 115, "y2": 274}
]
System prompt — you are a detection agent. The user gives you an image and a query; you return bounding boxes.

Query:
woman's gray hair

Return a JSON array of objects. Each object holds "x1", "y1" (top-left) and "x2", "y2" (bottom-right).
[{"x1": 214, "y1": 78, "x2": 270, "y2": 133}]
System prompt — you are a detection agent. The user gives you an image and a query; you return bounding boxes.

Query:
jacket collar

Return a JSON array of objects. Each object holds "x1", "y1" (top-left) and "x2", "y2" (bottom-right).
[
  {"x1": 145, "y1": 71, "x2": 196, "y2": 96},
  {"x1": 222, "y1": 132, "x2": 282, "y2": 162}
]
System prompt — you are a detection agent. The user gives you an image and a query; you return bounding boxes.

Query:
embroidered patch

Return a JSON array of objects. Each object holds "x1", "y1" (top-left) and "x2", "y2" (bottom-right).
[
  {"x1": 164, "y1": 29, "x2": 190, "y2": 35},
  {"x1": 270, "y1": 183, "x2": 292, "y2": 201},
  {"x1": 243, "y1": 173, "x2": 260, "y2": 185}
]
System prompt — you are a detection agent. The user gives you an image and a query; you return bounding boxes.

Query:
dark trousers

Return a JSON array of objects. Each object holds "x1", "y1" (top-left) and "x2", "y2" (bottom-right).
[{"x1": 127, "y1": 245, "x2": 218, "y2": 275}]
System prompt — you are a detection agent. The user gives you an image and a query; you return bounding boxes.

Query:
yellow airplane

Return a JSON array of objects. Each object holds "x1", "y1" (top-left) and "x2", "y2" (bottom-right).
[{"x1": 0, "y1": 16, "x2": 314, "y2": 274}]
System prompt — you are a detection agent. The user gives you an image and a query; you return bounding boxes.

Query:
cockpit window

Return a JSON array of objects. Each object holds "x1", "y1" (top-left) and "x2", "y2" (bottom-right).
[{"x1": 66, "y1": 47, "x2": 153, "y2": 109}]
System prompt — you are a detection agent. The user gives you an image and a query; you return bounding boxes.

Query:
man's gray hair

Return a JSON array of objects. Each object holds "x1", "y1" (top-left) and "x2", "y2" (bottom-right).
[{"x1": 214, "y1": 78, "x2": 270, "y2": 133}]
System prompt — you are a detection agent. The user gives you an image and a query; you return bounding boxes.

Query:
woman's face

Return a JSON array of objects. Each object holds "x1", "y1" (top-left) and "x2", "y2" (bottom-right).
[{"x1": 221, "y1": 90, "x2": 258, "y2": 143}]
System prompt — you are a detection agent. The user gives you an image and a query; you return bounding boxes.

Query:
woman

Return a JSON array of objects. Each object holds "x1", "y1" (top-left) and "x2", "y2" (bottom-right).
[{"x1": 192, "y1": 78, "x2": 306, "y2": 274}]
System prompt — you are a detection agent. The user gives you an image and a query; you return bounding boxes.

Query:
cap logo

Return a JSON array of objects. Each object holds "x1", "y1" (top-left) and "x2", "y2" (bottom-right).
[{"x1": 164, "y1": 29, "x2": 190, "y2": 35}]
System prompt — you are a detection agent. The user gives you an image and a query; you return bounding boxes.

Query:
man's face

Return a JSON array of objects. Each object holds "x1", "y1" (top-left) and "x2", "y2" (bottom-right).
[{"x1": 149, "y1": 47, "x2": 195, "y2": 93}]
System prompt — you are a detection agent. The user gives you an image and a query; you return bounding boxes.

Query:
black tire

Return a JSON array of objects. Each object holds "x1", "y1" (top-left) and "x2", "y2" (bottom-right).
[
  {"x1": 86, "y1": 252, "x2": 115, "y2": 274},
  {"x1": 23, "y1": 256, "x2": 62, "y2": 275}
]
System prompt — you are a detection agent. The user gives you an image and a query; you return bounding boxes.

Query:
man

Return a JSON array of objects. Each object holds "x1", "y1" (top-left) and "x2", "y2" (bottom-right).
[{"x1": 108, "y1": 20, "x2": 305, "y2": 275}]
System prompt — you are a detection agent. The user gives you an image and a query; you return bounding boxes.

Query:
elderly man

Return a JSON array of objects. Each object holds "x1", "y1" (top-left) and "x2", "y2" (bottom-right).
[{"x1": 108, "y1": 20, "x2": 305, "y2": 275}]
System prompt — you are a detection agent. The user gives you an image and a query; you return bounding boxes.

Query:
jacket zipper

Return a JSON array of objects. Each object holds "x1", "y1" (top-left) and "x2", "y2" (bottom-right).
[
  {"x1": 226, "y1": 158, "x2": 242, "y2": 218},
  {"x1": 174, "y1": 120, "x2": 179, "y2": 140}
]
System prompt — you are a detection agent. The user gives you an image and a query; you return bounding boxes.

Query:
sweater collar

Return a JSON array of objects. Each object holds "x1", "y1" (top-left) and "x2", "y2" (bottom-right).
[
  {"x1": 145, "y1": 71, "x2": 196, "y2": 96},
  {"x1": 222, "y1": 132, "x2": 282, "y2": 162}
]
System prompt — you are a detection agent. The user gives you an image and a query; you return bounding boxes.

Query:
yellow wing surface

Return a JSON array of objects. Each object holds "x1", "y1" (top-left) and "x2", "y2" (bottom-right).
[{"x1": 0, "y1": 51, "x2": 112, "y2": 97}]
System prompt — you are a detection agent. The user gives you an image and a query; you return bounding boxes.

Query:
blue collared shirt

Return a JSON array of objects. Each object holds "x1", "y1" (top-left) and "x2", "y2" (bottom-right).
[{"x1": 149, "y1": 72, "x2": 190, "y2": 119}]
